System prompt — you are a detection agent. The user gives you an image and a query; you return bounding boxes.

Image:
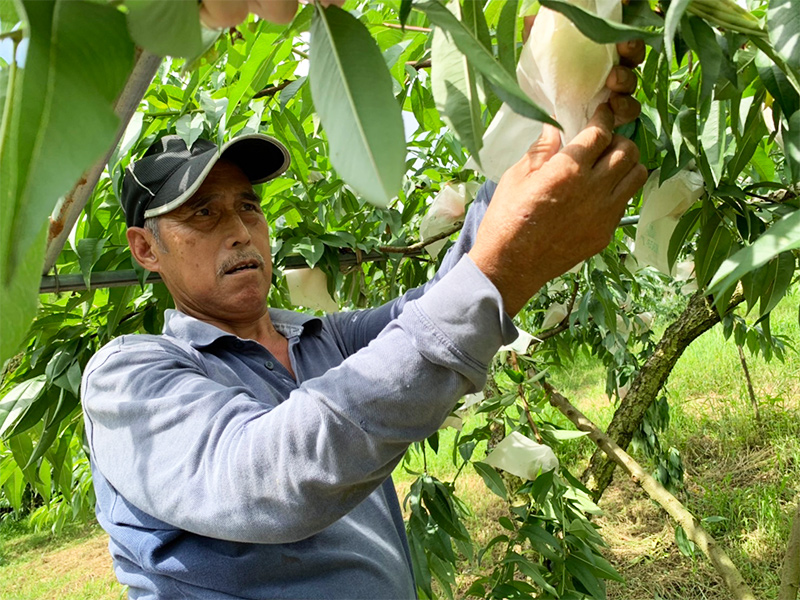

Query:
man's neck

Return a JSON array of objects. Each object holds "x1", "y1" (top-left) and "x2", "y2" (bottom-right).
[{"x1": 178, "y1": 307, "x2": 296, "y2": 379}]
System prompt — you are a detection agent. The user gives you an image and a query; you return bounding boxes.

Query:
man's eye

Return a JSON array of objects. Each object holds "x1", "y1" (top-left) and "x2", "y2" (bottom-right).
[
  {"x1": 243, "y1": 203, "x2": 261, "y2": 212},
  {"x1": 195, "y1": 208, "x2": 211, "y2": 217}
]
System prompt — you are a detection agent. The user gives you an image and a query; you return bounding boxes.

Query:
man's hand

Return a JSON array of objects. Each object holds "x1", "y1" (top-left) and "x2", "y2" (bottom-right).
[
  {"x1": 200, "y1": 0, "x2": 344, "y2": 29},
  {"x1": 468, "y1": 104, "x2": 647, "y2": 316},
  {"x1": 608, "y1": 39, "x2": 646, "y2": 127}
]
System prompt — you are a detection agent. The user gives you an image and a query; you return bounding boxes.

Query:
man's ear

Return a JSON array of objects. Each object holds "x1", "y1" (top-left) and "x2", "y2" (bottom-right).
[{"x1": 127, "y1": 227, "x2": 162, "y2": 272}]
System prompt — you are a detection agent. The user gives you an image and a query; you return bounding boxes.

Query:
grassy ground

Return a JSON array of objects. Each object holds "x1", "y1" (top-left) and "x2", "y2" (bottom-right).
[{"x1": 1, "y1": 286, "x2": 797, "y2": 599}]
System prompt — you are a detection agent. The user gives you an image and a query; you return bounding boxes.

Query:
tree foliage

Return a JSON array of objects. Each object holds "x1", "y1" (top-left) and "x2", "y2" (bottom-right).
[{"x1": 1, "y1": 0, "x2": 798, "y2": 597}]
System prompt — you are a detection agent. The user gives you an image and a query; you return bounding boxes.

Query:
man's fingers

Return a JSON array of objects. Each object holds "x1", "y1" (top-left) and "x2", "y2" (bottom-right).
[
  {"x1": 200, "y1": 0, "x2": 250, "y2": 28},
  {"x1": 524, "y1": 124, "x2": 561, "y2": 172},
  {"x1": 608, "y1": 93, "x2": 642, "y2": 127},
  {"x1": 612, "y1": 162, "x2": 648, "y2": 205},
  {"x1": 249, "y1": 0, "x2": 298, "y2": 24},
  {"x1": 560, "y1": 104, "x2": 615, "y2": 166},
  {"x1": 606, "y1": 65, "x2": 637, "y2": 94},
  {"x1": 593, "y1": 135, "x2": 641, "y2": 189},
  {"x1": 617, "y1": 39, "x2": 646, "y2": 67}
]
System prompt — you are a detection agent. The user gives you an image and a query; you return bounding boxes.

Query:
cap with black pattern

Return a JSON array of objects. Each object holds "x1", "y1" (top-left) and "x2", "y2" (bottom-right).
[{"x1": 121, "y1": 134, "x2": 291, "y2": 228}]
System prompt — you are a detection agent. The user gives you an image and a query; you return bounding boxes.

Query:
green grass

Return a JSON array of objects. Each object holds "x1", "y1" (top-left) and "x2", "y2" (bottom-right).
[{"x1": 0, "y1": 517, "x2": 125, "y2": 600}]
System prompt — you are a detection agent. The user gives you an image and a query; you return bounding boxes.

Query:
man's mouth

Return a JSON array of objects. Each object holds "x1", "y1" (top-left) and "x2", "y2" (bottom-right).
[{"x1": 222, "y1": 257, "x2": 264, "y2": 276}]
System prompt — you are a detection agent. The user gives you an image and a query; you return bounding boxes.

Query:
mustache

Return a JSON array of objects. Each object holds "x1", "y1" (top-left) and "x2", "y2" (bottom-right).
[{"x1": 217, "y1": 251, "x2": 266, "y2": 277}]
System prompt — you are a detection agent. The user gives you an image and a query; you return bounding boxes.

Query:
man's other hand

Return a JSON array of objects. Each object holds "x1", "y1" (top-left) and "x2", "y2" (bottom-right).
[
  {"x1": 468, "y1": 104, "x2": 648, "y2": 317},
  {"x1": 200, "y1": 0, "x2": 344, "y2": 29}
]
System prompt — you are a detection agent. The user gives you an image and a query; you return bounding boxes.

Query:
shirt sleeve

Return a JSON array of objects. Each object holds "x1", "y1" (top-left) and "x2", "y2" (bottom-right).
[
  {"x1": 323, "y1": 180, "x2": 499, "y2": 356},
  {"x1": 82, "y1": 255, "x2": 517, "y2": 545}
]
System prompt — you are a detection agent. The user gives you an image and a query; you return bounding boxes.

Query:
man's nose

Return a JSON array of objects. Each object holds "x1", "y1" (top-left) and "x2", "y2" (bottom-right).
[{"x1": 224, "y1": 212, "x2": 252, "y2": 247}]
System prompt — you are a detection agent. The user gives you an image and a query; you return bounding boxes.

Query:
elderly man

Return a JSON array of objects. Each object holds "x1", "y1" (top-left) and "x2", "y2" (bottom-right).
[{"x1": 82, "y1": 39, "x2": 646, "y2": 600}]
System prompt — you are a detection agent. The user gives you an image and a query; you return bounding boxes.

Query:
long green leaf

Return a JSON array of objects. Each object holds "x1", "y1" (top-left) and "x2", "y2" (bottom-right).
[
  {"x1": 309, "y1": 4, "x2": 405, "y2": 208},
  {"x1": 539, "y1": 0, "x2": 661, "y2": 47},
  {"x1": 431, "y1": 1, "x2": 484, "y2": 164},
  {"x1": 418, "y1": 0, "x2": 557, "y2": 127},
  {"x1": 0, "y1": 0, "x2": 134, "y2": 364},
  {"x1": 784, "y1": 108, "x2": 800, "y2": 183},
  {"x1": 664, "y1": 0, "x2": 691, "y2": 63},
  {"x1": 125, "y1": 0, "x2": 202, "y2": 58},
  {"x1": 0, "y1": 376, "x2": 46, "y2": 438},
  {"x1": 767, "y1": 0, "x2": 800, "y2": 81},
  {"x1": 708, "y1": 208, "x2": 800, "y2": 295}
]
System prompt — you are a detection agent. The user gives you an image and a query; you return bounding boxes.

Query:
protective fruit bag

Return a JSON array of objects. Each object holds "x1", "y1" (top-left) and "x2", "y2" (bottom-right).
[{"x1": 469, "y1": 0, "x2": 622, "y2": 182}]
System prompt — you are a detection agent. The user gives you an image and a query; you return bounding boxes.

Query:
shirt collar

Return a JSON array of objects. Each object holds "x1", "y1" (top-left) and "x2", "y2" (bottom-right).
[{"x1": 162, "y1": 308, "x2": 323, "y2": 349}]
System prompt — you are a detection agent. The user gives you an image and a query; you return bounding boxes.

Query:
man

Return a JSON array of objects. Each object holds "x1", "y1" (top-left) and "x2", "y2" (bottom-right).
[{"x1": 82, "y1": 32, "x2": 646, "y2": 599}]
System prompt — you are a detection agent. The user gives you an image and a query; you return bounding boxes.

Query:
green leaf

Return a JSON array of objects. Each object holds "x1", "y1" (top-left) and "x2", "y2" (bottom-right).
[
  {"x1": 0, "y1": 376, "x2": 46, "y2": 438},
  {"x1": 784, "y1": 109, "x2": 800, "y2": 183},
  {"x1": 418, "y1": 0, "x2": 557, "y2": 126},
  {"x1": 767, "y1": 0, "x2": 800, "y2": 82},
  {"x1": 225, "y1": 29, "x2": 281, "y2": 123},
  {"x1": 125, "y1": 0, "x2": 202, "y2": 58},
  {"x1": 0, "y1": 0, "x2": 134, "y2": 365},
  {"x1": 496, "y1": 0, "x2": 519, "y2": 77},
  {"x1": 399, "y1": 0, "x2": 413, "y2": 27},
  {"x1": 0, "y1": 0, "x2": 19, "y2": 33},
  {"x1": 674, "y1": 525, "x2": 697, "y2": 557},
  {"x1": 665, "y1": 0, "x2": 691, "y2": 64},
  {"x1": 757, "y1": 252, "x2": 795, "y2": 318},
  {"x1": 309, "y1": 4, "x2": 405, "y2": 208},
  {"x1": 473, "y1": 461, "x2": 507, "y2": 500},
  {"x1": 539, "y1": 0, "x2": 661, "y2": 47},
  {"x1": 77, "y1": 238, "x2": 107, "y2": 288},
  {"x1": 683, "y1": 16, "x2": 729, "y2": 102},
  {"x1": 668, "y1": 206, "x2": 702, "y2": 272},
  {"x1": 430, "y1": 1, "x2": 484, "y2": 164},
  {"x1": 756, "y1": 52, "x2": 800, "y2": 117},
  {"x1": 565, "y1": 555, "x2": 606, "y2": 598},
  {"x1": 708, "y1": 209, "x2": 800, "y2": 296}
]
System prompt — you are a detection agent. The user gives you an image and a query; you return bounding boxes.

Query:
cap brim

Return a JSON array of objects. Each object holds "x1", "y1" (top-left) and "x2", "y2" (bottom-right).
[{"x1": 143, "y1": 134, "x2": 291, "y2": 220}]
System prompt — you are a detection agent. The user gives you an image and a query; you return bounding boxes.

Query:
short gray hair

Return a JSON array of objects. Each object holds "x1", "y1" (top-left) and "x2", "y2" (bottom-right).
[{"x1": 143, "y1": 216, "x2": 167, "y2": 251}]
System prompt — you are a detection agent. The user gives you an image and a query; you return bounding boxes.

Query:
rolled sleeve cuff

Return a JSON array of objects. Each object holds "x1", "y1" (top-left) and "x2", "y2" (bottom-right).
[{"x1": 400, "y1": 255, "x2": 518, "y2": 387}]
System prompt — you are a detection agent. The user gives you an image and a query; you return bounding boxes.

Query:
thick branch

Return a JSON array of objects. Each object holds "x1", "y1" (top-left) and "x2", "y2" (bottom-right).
[
  {"x1": 582, "y1": 289, "x2": 745, "y2": 499},
  {"x1": 253, "y1": 79, "x2": 294, "y2": 99},
  {"x1": 543, "y1": 381, "x2": 757, "y2": 600},
  {"x1": 779, "y1": 500, "x2": 800, "y2": 600}
]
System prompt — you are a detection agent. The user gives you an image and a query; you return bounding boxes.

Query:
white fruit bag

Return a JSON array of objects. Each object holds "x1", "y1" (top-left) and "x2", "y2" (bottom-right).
[
  {"x1": 498, "y1": 326, "x2": 536, "y2": 353},
  {"x1": 541, "y1": 302, "x2": 569, "y2": 330},
  {"x1": 285, "y1": 267, "x2": 338, "y2": 313},
  {"x1": 483, "y1": 431, "x2": 559, "y2": 480},
  {"x1": 633, "y1": 169, "x2": 705, "y2": 276},
  {"x1": 420, "y1": 182, "x2": 477, "y2": 258},
  {"x1": 468, "y1": 0, "x2": 622, "y2": 182}
]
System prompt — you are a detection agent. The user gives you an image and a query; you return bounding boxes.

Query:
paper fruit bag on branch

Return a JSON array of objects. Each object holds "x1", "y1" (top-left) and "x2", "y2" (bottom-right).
[
  {"x1": 468, "y1": 0, "x2": 622, "y2": 182},
  {"x1": 285, "y1": 267, "x2": 338, "y2": 313},
  {"x1": 420, "y1": 181, "x2": 480, "y2": 258},
  {"x1": 633, "y1": 169, "x2": 705, "y2": 276}
]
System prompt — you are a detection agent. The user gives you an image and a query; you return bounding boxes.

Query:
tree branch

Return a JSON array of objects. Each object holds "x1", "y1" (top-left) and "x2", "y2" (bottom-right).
[
  {"x1": 382, "y1": 22, "x2": 431, "y2": 32},
  {"x1": 377, "y1": 222, "x2": 463, "y2": 254},
  {"x1": 253, "y1": 79, "x2": 294, "y2": 99},
  {"x1": 582, "y1": 289, "x2": 745, "y2": 499},
  {"x1": 536, "y1": 277, "x2": 581, "y2": 341},
  {"x1": 542, "y1": 381, "x2": 758, "y2": 600},
  {"x1": 779, "y1": 499, "x2": 800, "y2": 600}
]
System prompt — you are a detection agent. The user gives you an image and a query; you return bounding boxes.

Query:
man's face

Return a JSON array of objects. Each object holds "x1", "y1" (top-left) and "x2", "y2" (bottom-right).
[{"x1": 141, "y1": 160, "x2": 273, "y2": 326}]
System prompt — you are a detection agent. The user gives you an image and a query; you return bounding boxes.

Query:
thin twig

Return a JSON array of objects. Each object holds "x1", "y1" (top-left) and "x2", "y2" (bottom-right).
[
  {"x1": 291, "y1": 48, "x2": 309, "y2": 60},
  {"x1": 509, "y1": 352, "x2": 543, "y2": 443},
  {"x1": 382, "y1": 22, "x2": 431, "y2": 32},
  {"x1": 537, "y1": 277, "x2": 581, "y2": 342},
  {"x1": 377, "y1": 222, "x2": 463, "y2": 254},
  {"x1": 253, "y1": 79, "x2": 294, "y2": 99},
  {"x1": 542, "y1": 380, "x2": 758, "y2": 600},
  {"x1": 737, "y1": 344, "x2": 760, "y2": 422}
]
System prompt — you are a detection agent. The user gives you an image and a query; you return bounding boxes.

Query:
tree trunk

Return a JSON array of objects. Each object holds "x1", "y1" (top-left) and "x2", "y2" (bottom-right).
[
  {"x1": 779, "y1": 500, "x2": 800, "y2": 600},
  {"x1": 545, "y1": 382, "x2": 757, "y2": 600},
  {"x1": 582, "y1": 290, "x2": 744, "y2": 500}
]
